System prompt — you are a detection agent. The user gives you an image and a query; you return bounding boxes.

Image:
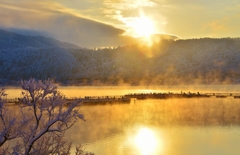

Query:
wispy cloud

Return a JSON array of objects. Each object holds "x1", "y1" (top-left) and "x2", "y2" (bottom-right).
[
  {"x1": 207, "y1": 19, "x2": 229, "y2": 32},
  {"x1": 0, "y1": 0, "x2": 239, "y2": 47},
  {"x1": 0, "y1": 0, "x2": 131, "y2": 47},
  {"x1": 103, "y1": 0, "x2": 156, "y2": 10},
  {"x1": 101, "y1": 0, "x2": 164, "y2": 36}
]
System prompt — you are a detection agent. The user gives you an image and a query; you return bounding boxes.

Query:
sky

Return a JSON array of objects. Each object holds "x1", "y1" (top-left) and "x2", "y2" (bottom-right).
[{"x1": 0, "y1": 0, "x2": 240, "y2": 47}]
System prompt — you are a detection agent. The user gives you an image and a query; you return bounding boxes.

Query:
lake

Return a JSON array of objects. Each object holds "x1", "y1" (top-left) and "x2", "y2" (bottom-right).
[
  {"x1": 66, "y1": 98, "x2": 240, "y2": 155},
  {"x1": 4, "y1": 86, "x2": 240, "y2": 155}
]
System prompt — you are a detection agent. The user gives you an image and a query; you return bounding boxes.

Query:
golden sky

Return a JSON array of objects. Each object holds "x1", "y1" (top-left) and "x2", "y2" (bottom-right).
[
  {"x1": 53, "y1": 0, "x2": 240, "y2": 38},
  {"x1": 0, "y1": 0, "x2": 240, "y2": 47}
]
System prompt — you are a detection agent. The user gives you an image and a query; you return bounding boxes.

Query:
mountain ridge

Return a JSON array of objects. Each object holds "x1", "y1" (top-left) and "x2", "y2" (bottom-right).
[
  {"x1": 0, "y1": 29, "x2": 80, "y2": 50},
  {"x1": 1, "y1": 29, "x2": 240, "y2": 85}
]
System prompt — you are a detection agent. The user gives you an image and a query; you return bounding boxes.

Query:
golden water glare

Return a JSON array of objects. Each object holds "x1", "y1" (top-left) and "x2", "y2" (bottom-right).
[
  {"x1": 134, "y1": 127, "x2": 160, "y2": 155},
  {"x1": 6, "y1": 87, "x2": 240, "y2": 154}
]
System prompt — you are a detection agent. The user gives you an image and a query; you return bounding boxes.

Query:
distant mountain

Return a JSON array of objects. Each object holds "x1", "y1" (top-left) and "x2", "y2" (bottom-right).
[
  {"x1": 1, "y1": 31, "x2": 240, "y2": 85},
  {"x1": 0, "y1": 28, "x2": 51, "y2": 37},
  {"x1": 0, "y1": 29, "x2": 80, "y2": 50},
  {"x1": 68, "y1": 38, "x2": 240, "y2": 85},
  {"x1": 0, "y1": 47, "x2": 79, "y2": 84}
]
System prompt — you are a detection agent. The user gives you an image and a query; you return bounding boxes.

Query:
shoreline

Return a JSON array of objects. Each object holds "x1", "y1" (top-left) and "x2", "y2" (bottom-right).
[{"x1": 3, "y1": 91, "x2": 240, "y2": 105}]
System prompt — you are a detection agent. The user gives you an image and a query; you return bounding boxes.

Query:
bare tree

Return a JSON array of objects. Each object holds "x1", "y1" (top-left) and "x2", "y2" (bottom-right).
[
  {"x1": 0, "y1": 78, "x2": 92, "y2": 155},
  {"x1": 0, "y1": 88, "x2": 19, "y2": 148}
]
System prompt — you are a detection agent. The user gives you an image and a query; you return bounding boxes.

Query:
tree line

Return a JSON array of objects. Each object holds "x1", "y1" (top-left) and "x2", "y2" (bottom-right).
[{"x1": 1, "y1": 38, "x2": 240, "y2": 85}]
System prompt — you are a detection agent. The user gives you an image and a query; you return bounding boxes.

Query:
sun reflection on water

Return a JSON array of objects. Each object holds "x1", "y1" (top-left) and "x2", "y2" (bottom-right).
[
  {"x1": 134, "y1": 127, "x2": 162, "y2": 155},
  {"x1": 134, "y1": 127, "x2": 159, "y2": 155}
]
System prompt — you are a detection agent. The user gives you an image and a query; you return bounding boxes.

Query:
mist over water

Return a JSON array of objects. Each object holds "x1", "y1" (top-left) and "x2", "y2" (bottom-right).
[
  {"x1": 5, "y1": 86, "x2": 240, "y2": 155},
  {"x1": 63, "y1": 88, "x2": 240, "y2": 154},
  {"x1": 66, "y1": 98, "x2": 240, "y2": 155}
]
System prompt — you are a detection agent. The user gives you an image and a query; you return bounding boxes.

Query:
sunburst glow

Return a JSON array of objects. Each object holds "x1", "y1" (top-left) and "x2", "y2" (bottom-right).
[
  {"x1": 132, "y1": 16, "x2": 155, "y2": 37},
  {"x1": 126, "y1": 11, "x2": 157, "y2": 38}
]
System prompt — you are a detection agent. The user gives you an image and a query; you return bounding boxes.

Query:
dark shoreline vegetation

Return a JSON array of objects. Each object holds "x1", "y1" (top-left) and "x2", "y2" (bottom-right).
[
  {"x1": 5, "y1": 91, "x2": 240, "y2": 105},
  {"x1": 1, "y1": 29, "x2": 240, "y2": 86},
  {"x1": 3, "y1": 82, "x2": 240, "y2": 128}
]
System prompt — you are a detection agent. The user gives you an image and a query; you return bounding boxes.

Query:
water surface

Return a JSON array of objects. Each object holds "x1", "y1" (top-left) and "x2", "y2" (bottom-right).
[
  {"x1": 67, "y1": 98, "x2": 240, "y2": 155},
  {"x1": 4, "y1": 86, "x2": 240, "y2": 155}
]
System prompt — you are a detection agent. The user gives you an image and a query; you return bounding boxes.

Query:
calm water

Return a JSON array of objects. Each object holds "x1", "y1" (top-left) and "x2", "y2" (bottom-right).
[
  {"x1": 65, "y1": 98, "x2": 240, "y2": 155},
  {"x1": 5, "y1": 86, "x2": 240, "y2": 155}
]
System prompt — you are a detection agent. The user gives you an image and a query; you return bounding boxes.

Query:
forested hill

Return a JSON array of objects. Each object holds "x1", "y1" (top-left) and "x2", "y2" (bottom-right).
[
  {"x1": 1, "y1": 31, "x2": 240, "y2": 85},
  {"x1": 0, "y1": 29, "x2": 79, "y2": 50},
  {"x1": 67, "y1": 38, "x2": 240, "y2": 85}
]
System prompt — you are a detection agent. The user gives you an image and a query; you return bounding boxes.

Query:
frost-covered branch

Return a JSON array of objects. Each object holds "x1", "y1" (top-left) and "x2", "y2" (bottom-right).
[
  {"x1": 0, "y1": 79, "x2": 91, "y2": 155},
  {"x1": 0, "y1": 89, "x2": 19, "y2": 147},
  {"x1": 20, "y1": 78, "x2": 85, "y2": 155}
]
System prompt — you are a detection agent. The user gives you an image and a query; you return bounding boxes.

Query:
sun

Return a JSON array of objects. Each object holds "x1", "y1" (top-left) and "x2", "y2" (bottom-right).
[
  {"x1": 131, "y1": 16, "x2": 156, "y2": 37},
  {"x1": 126, "y1": 10, "x2": 157, "y2": 38}
]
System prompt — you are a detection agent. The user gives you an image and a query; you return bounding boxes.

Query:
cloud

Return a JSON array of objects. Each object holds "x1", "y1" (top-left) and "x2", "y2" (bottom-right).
[
  {"x1": 103, "y1": 0, "x2": 156, "y2": 10},
  {"x1": 0, "y1": 0, "x2": 177, "y2": 48},
  {"x1": 207, "y1": 19, "x2": 229, "y2": 32},
  {"x1": 101, "y1": 0, "x2": 167, "y2": 36},
  {"x1": 102, "y1": 0, "x2": 158, "y2": 22},
  {"x1": 0, "y1": 0, "x2": 135, "y2": 47},
  {"x1": 202, "y1": 16, "x2": 240, "y2": 38},
  {"x1": 1, "y1": 0, "x2": 238, "y2": 47}
]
